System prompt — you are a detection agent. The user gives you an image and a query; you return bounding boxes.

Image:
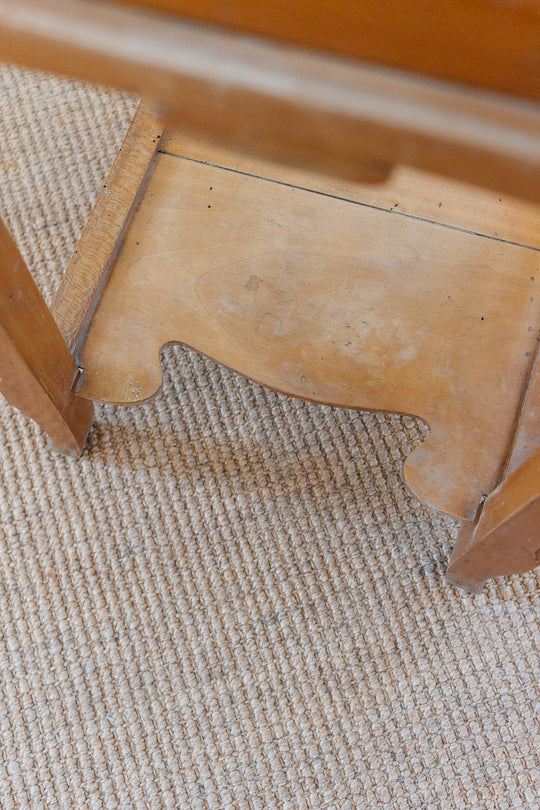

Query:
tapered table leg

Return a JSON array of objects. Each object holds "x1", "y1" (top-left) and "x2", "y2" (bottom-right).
[{"x1": 0, "y1": 217, "x2": 93, "y2": 456}]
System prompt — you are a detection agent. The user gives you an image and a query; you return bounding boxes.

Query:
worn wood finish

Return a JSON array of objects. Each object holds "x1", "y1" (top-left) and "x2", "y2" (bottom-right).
[
  {"x1": 53, "y1": 102, "x2": 164, "y2": 353},
  {"x1": 165, "y1": 133, "x2": 540, "y2": 251},
  {"x1": 443, "y1": 347, "x2": 540, "y2": 591},
  {"x1": 74, "y1": 144, "x2": 540, "y2": 520},
  {"x1": 113, "y1": 0, "x2": 540, "y2": 101},
  {"x1": 1, "y1": 1, "x2": 540, "y2": 201},
  {"x1": 1, "y1": 0, "x2": 539, "y2": 586},
  {"x1": 0, "y1": 218, "x2": 93, "y2": 456},
  {"x1": 446, "y1": 449, "x2": 540, "y2": 592}
]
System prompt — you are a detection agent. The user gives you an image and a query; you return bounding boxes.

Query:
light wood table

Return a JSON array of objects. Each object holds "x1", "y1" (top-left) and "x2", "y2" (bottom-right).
[{"x1": 0, "y1": 0, "x2": 539, "y2": 592}]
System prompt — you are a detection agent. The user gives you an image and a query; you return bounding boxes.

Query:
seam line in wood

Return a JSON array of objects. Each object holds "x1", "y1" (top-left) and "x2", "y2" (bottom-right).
[{"x1": 160, "y1": 150, "x2": 540, "y2": 253}]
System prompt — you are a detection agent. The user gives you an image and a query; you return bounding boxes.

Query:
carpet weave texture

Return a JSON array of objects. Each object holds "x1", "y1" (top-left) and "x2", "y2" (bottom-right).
[{"x1": 0, "y1": 65, "x2": 539, "y2": 809}]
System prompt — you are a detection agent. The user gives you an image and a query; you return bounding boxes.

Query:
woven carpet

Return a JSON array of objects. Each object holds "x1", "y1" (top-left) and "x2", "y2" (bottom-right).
[{"x1": 0, "y1": 65, "x2": 539, "y2": 809}]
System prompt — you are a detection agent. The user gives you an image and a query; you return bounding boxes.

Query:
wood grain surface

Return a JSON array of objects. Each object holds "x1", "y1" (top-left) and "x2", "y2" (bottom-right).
[
  {"x1": 1, "y1": 1, "x2": 540, "y2": 201},
  {"x1": 447, "y1": 448, "x2": 540, "y2": 591},
  {"x1": 0, "y1": 217, "x2": 93, "y2": 456},
  {"x1": 112, "y1": 0, "x2": 540, "y2": 101},
  {"x1": 73, "y1": 142, "x2": 540, "y2": 519},
  {"x1": 53, "y1": 102, "x2": 164, "y2": 352}
]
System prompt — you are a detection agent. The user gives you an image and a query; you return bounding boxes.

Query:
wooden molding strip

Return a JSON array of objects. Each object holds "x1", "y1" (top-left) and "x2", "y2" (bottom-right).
[
  {"x1": 52, "y1": 102, "x2": 164, "y2": 353},
  {"x1": 1, "y1": 0, "x2": 540, "y2": 201}
]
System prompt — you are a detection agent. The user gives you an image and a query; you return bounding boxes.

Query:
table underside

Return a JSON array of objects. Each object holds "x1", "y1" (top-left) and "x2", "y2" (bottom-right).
[{"x1": 53, "y1": 119, "x2": 540, "y2": 522}]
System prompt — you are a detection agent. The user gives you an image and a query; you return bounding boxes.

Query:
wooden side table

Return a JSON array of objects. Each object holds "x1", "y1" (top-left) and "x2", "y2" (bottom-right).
[{"x1": 0, "y1": 0, "x2": 539, "y2": 592}]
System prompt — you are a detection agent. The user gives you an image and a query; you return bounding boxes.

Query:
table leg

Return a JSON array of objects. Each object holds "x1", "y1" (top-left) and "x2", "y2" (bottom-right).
[
  {"x1": 0, "y1": 217, "x2": 93, "y2": 456},
  {"x1": 446, "y1": 448, "x2": 540, "y2": 592}
]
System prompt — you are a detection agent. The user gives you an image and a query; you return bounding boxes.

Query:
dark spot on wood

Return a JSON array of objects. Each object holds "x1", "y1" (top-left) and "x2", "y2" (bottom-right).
[{"x1": 246, "y1": 275, "x2": 260, "y2": 291}]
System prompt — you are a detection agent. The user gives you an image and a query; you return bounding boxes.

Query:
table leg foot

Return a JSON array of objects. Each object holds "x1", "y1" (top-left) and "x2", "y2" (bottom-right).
[
  {"x1": 446, "y1": 449, "x2": 540, "y2": 591},
  {"x1": 0, "y1": 217, "x2": 94, "y2": 457}
]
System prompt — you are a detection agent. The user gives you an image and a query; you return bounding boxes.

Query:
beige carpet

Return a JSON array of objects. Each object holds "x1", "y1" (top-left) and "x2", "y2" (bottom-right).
[{"x1": 0, "y1": 65, "x2": 539, "y2": 809}]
